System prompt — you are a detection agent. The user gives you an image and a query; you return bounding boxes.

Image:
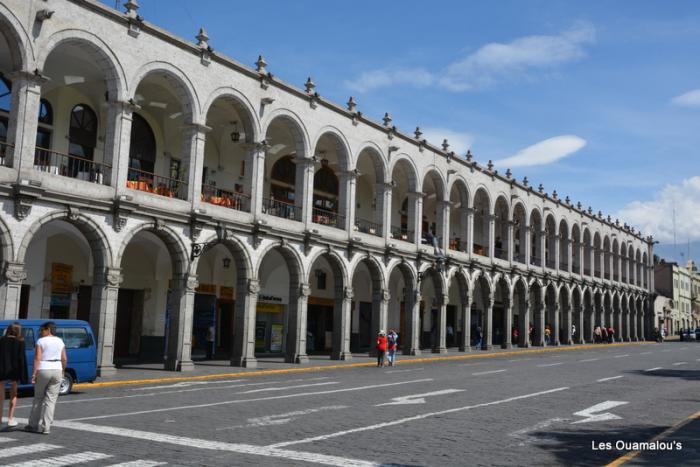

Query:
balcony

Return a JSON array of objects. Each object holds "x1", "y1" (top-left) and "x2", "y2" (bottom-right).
[
  {"x1": 514, "y1": 253, "x2": 526, "y2": 264},
  {"x1": 390, "y1": 226, "x2": 412, "y2": 242},
  {"x1": 262, "y1": 197, "x2": 302, "y2": 221},
  {"x1": 472, "y1": 243, "x2": 488, "y2": 257},
  {"x1": 0, "y1": 141, "x2": 13, "y2": 167},
  {"x1": 494, "y1": 247, "x2": 507, "y2": 260},
  {"x1": 546, "y1": 258, "x2": 556, "y2": 269},
  {"x1": 354, "y1": 217, "x2": 381, "y2": 237},
  {"x1": 126, "y1": 168, "x2": 187, "y2": 200},
  {"x1": 449, "y1": 238, "x2": 464, "y2": 252},
  {"x1": 312, "y1": 207, "x2": 344, "y2": 229},
  {"x1": 34, "y1": 147, "x2": 111, "y2": 184},
  {"x1": 201, "y1": 184, "x2": 250, "y2": 212},
  {"x1": 530, "y1": 255, "x2": 542, "y2": 267}
]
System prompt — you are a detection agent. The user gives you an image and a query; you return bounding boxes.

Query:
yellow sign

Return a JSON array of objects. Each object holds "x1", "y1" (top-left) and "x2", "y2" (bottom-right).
[
  {"x1": 220, "y1": 286, "x2": 234, "y2": 300},
  {"x1": 196, "y1": 283, "x2": 217, "y2": 294},
  {"x1": 51, "y1": 263, "x2": 73, "y2": 294},
  {"x1": 256, "y1": 302, "x2": 285, "y2": 313}
]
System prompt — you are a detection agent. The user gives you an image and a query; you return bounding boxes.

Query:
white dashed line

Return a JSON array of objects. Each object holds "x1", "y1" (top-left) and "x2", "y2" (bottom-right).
[
  {"x1": 4, "y1": 452, "x2": 112, "y2": 467},
  {"x1": 386, "y1": 368, "x2": 424, "y2": 374},
  {"x1": 613, "y1": 354, "x2": 630, "y2": 358},
  {"x1": 472, "y1": 369, "x2": 507, "y2": 376},
  {"x1": 644, "y1": 367, "x2": 662, "y2": 372},
  {"x1": 0, "y1": 444, "x2": 62, "y2": 458},
  {"x1": 537, "y1": 363, "x2": 564, "y2": 367},
  {"x1": 672, "y1": 362, "x2": 688, "y2": 366},
  {"x1": 579, "y1": 358, "x2": 599, "y2": 362},
  {"x1": 106, "y1": 462, "x2": 167, "y2": 467},
  {"x1": 639, "y1": 352, "x2": 652, "y2": 355},
  {"x1": 597, "y1": 376, "x2": 624, "y2": 383}
]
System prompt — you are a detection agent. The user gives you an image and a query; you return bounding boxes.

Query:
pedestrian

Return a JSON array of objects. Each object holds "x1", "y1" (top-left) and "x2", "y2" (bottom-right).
[
  {"x1": 571, "y1": 324, "x2": 577, "y2": 342},
  {"x1": 376, "y1": 330, "x2": 387, "y2": 367},
  {"x1": 475, "y1": 326, "x2": 483, "y2": 349},
  {"x1": 607, "y1": 326, "x2": 615, "y2": 343},
  {"x1": 446, "y1": 324, "x2": 454, "y2": 347},
  {"x1": 512, "y1": 326, "x2": 519, "y2": 345},
  {"x1": 25, "y1": 322, "x2": 66, "y2": 435},
  {"x1": 544, "y1": 325, "x2": 551, "y2": 345},
  {"x1": 205, "y1": 324, "x2": 215, "y2": 360},
  {"x1": 0, "y1": 322, "x2": 28, "y2": 428},
  {"x1": 601, "y1": 326, "x2": 608, "y2": 344},
  {"x1": 387, "y1": 329, "x2": 398, "y2": 366},
  {"x1": 594, "y1": 325, "x2": 601, "y2": 344}
]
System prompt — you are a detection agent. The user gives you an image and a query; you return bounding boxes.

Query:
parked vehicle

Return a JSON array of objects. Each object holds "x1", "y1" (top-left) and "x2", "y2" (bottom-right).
[
  {"x1": 680, "y1": 328, "x2": 696, "y2": 341},
  {"x1": 0, "y1": 319, "x2": 97, "y2": 395},
  {"x1": 696, "y1": 328, "x2": 700, "y2": 342}
]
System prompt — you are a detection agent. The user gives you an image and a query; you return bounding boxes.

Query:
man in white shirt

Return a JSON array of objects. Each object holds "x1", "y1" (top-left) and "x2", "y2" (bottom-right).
[{"x1": 25, "y1": 321, "x2": 67, "y2": 435}]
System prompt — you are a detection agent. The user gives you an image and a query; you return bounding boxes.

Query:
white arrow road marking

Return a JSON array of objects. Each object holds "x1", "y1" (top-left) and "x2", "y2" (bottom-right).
[
  {"x1": 472, "y1": 369, "x2": 506, "y2": 376},
  {"x1": 672, "y1": 362, "x2": 687, "y2": 366},
  {"x1": 597, "y1": 375, "x2": 624, "y2": 383},
  {"x1": 644, "y1": 367, "x2": 662, "y2": 372},
  {"x1": 216, "y1": 406, "x2": 348, "y2": 431},
  {"x1": 572, "y1": 401, "x2": 628, "y2": 424},
  {"x1": 509, "y1": 417, "x2": 570, "y2": 446},
  {"x1": 376, "y1": 389, "x2": 464, "y2": 406}
]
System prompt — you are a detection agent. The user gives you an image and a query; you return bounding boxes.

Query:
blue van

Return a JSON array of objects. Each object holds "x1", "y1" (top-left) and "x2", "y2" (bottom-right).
[{"x1": 0, "y1": 319, "x2": 97, "y2": 395}]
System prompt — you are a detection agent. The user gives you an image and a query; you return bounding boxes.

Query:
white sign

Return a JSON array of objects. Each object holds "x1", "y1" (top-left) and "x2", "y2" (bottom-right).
[
  {"x1": 572, "y1": 401, "x2": 628, "y2": 424},
  {"x1": 376, "y1": 389, "x2": 464, "y2": 406}
]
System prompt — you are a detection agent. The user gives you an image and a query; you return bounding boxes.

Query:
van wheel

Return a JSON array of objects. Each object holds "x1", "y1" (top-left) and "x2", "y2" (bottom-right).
[{"x1": 59, "y1": 373, "x2": 74, "y2": 396}]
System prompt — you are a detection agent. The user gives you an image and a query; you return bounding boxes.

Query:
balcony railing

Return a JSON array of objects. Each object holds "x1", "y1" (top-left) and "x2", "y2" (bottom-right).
[
  {"x1": 494, "y1": 247, "x2": 507, "y2": 260},
  {"x1": 546, "y1": 258, "x2": 556, "y2": 269},
  {"x1": 604, "y1": 272, "x2": 610, "y2": 280},
  {"x1": 0, "y1": 141, "x2": 13, "y2": 167},
  {"x1": 449, "y1": 239, "x2": 464, "y2": 252},
  {"x1": 584, "y1": 267, "x2": 591, "y2": 276},
  {"x1": 354, "y1": 217, "x2": 381, "y2": 236},
  {"x1": 34, "y1": 147, "x2": 111, "y2": 185},
  {"x1": 530, "y1": 255, "x2": 542, "y2": 267},
  {"x1": 201, "y1": 184, "x2": 250, "y2": 212},
  {"x1": 473, "y1": 243, "x2": 488, "y2": 257},
  {"x1": 514, "y1": 253, "x2": 526, "y2": 264},
  {"x1": 262, "y1": 197, "x2": 301, "y2": 221},
  {"x1": 390, "y1": 226, "x2": 412, "y2": 242},
  {"x1": 559, "y1": 260, "x2": 568, "y2": 271},
  {"x1": 312, "y1": 207, "x2": 344, "y2": 229},
  {"x1": 126, "y1": 168, "x2": 186, "y2": 199}
]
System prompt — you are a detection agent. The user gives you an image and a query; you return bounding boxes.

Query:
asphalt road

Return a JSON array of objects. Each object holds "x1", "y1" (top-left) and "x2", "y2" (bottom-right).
[{"x1": 1, "y1": 342, "x2": 698, "y2": 466}]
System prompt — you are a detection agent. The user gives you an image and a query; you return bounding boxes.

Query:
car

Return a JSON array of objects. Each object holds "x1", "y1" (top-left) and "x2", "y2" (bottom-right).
[
  {"x1": 0, "y1": 319, "x2": 97, "y2": 395},
  {"x1": 680, "y1": 328, "x2": 696, "y2": 341},
  {"x1": 696, "y1": 328, "x2": 700, "y2": 342}
]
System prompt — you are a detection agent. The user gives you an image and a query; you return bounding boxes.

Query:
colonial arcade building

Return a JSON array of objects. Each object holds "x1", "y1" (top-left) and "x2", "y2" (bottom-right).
[{"x1": 0, "y1": 0, "x2": 654, "y2": 375}]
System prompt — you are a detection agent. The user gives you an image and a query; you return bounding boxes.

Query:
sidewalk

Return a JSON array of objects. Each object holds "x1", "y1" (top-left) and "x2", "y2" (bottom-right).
[{"x1": 76, "y1": 341, "x2": 654, "y2": 390}]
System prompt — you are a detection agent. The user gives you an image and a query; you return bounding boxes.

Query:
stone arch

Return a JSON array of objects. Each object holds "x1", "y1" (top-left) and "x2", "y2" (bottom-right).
[
  {"x1": 350, "y1": 254, "x2": 386, "y2": 292},
  {"x1": 306, "y1": 248, "x2": 350, "y2": 288},
  {"x1": 262, "y1": 108, "x2": 310, "y2": 159},
  {"x1": 130, "y1": 61, "x2": 201, "y2": 123},
  {"x1": 38, "y1": 29, "x2": 127, "y2": 102},
  {"x1": 201, "y1": 86, "x2": 261, "y2": 143},
  {"x1": 189, "y1": 232, "x2": 253, "y2": 281},
  {"x1": 312, "y1": 126, "x2": 352, "y2": 171},
  {"x1": 354, "y1": 141, "x2": 388, "y2": 183},
  {"x1": 0, "y1": 214, "x2": 14, "y2": 267},
  {"x1": 446, "y1": 175, "x2": 471, "y2": 206},
  {"x1": 117, "y1": 223, "x2": 188, "y2": 275},
  {"x1": 0, "y1": 4, "x2": 33, "y2": 71},
  {"x1": 388, "y1": 154, "x2": 419, "y2": 191}
]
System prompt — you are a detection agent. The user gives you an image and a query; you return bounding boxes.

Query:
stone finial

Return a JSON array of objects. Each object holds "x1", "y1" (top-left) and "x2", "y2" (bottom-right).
[
  {"x1": 347, "y1": 96, "x2": 357, "y2": 112},
  {"x1": 538, "y1": 183, "x2": 544, "y2": 193},
  {"x1": 506, "y1": 168, "x2": 512, "y2": 179},
  {"x1": 587, "y1": 206, "x2": 592, "y2": 214},
  {"x1": 466, "y1": 149, "x2": 473, "y2": 162},
  {"x1": 383, "y1": 112, "x2": 392, "y2": 127},
  {"x1": 565, "y1": 195, "x2": 570, "y2": 204},
  {"x1": 615, "y1": 218, "x2": 620, "y2": 226},
  {"x1": 414, "y1": 127, "x2": 423, "y2": 139},
  {"x1": 196, "y1": 27, "x2": 209, "y2": 48},
  {"x1": 552, "y1": 190, "x2": 558, "y2": 200},
  {"x1": 598, "y1": 210, "x2": 603, "y2": 218},
  {"x1": 607, "y1": 215, "x2": 611, "y2": 222},
  {"x1": 305, "y1": 77, "x2": 315, "y2": 94},
  {"x1": 523, "y1": 176, "x2": 529, "y2": 187},
  {"x1": 124, "y1": 0, "x2": 139, "y2": 17},
  {"x1": 487, "y1": 160, "x2": 494, "y2": 171},
  {"x1": 255, "y1": 55, "x2": 267, "y2": 73},
  {"x1": 577, "y1": 201, "x2": 582, "y2": 210},
  {"x1": 442, "y1": 139, "x2": 450, "y2": 152}
]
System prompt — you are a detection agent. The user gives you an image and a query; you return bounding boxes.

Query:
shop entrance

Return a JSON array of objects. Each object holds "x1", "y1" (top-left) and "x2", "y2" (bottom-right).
[{"x1": 307, "y1": 301, "x2": 334, "y2": 353}]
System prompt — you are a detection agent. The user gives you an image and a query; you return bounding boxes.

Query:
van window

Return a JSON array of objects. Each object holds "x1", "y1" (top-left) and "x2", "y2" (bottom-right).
[
  {"x1": 58, "y1": 327, "x2": 92, "y2": 349},
  {"x1": 0, "y1": 327, "x2": 34, "y2": 349}
]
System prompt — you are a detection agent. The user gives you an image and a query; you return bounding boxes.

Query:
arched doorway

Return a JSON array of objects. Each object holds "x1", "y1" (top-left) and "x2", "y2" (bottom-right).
[
  {"x1": 386, "y1": 262, "x2": 418, "y2": 355},
  {"x1": 306, "y1": 252, "x2": 348, "y2": 359},
  {"x1": 390, "y1": 158, "x2": 418, "y2": 243},
  {"x1": 472, "y1": 273, "x2": 492, "y2": 350},
  {"x1": 311, "y1": 133, "x2": 349, "y2": 229},
  {"x1": 350, "y1": 257, "x2": 385, "y2": 355},
  {"x1": 448, "y1": 180, "x2": 469, "y2": 253},
  {"x1": 263, "y1": 116, "x2": 306, "y2": 221},
  {"x1": 418, "y1": 267, "x2": 446, "y2": 353}
]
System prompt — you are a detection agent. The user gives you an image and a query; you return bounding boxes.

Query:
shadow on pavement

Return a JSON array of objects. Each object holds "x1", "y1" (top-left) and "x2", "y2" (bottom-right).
[{"x1": 628, "y1": 369, "x2": 700, "y2": 382}]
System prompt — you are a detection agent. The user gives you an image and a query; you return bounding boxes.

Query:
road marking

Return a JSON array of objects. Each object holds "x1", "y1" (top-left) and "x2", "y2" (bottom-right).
[
  {"x1": 217, "y1": 406, "x2": 348, "y2": 431},
  {"x1": 51, "y1": 420, "x2": 377, "y2": 467},
  {"x1": 268, "y1": 386, "x2": 570, "y2": 448},
  {"x1": 240, "y1": 382, "x2": 338, "y2": 393},
  {"x1": 386, "y1": 368, "x2": 424, "y2": 374},
  {"x1": 613, "y1": 354, "x2": 630, "y2": 358},
  {"x1": 509, "y1": 417, "x2": 569, "y2": 446},
  {"x1": 597, "y1": 376, "x2": 624, "y2": 383},
  {"x1": 644, "y1": 367, "x2": 662, "y2": 372},
  {"x1": 458, "y1": 362, "x2": 486, "y2": 367},
  {"x1": 672, "y1": 362, "x2": 687, "y2": 366},
  {"x1": 0, "y1": 437, "x2": 15, "y2": 443},
  {"x1": 537, "y1": 362, "x2": 563, "y2": 367},
  {"x1": 507, "y1": 358, "x2": 531, "y2": 362},
  {"x1": 639, "y1": 352, "x2": 651, "y2": 355},
  {"x1": 376, "y1": 389, "x2": 464, "y2": 406},
  {"x1": 0, "y1": 444, "x2": 62, "y2": 458},
  {"x1": 572, "y1": 401, "x2": 628, "y2": 424},
  {"x1": 472, "y1": 369, "x2": 506, "y2": 376},
  {"x1": 64, "y1": 379, "x2": 434, "y2": 422},
  {"x1": 4, "y1": 452, "x2": 112, "y2": 466},
  {"x1": 661, "y1": 349, "x2": 671, "y2": 352},
  {"x1": 132, "y1": 376, "x2": 329, "y2": 391},
  {"x1": 579, "y1": 358, "x2": 599, "y2": 362},
  {"x1": 105, "y1": 462, "x2": 166, "y2": 467}
]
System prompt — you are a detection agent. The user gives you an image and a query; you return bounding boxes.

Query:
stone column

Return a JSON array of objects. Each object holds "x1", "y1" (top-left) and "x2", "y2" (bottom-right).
[
  {"x1": 524, "y1": 223, "x2": 532, "y2": 267},
  {"x1": 437, "y1": 200, "x2": 450, "y2": 252},
  {"x1": 408, "y1": 192, "x2": 423, "y2": 245},
  {"x1": 433, "y1": 293, "x2": 448, "y2": 354},
  {"x1": 539, "y1": 229, "x2": 546, "y2": 268},
  {"x1": 295, "y1": 158, "x2": 315, "y2": 225},
  {"x1": 576, "y1": 302, "x2": 585, "y2": 344},
  {"x1": 554, "y1": 234, "x2": 560, "y2": 271},
  {"x1": 248, "y1": 144, "x2": 266, "y2": 217},
  {"x1": 552, "y1": 302, "x2": 560, "y2": 346},
  {"x1": 563, "y1": 303, "x2": 573, "y2": 345},
  {"x1": 89, "y1": 267, "x2": 122, "y2": 376},
  {"x1": 519, "y1": 296, "x2": 531, "y2": 348},
  {"x1": 231, "y1": 278, "x2": 259, "y2": 368},
  {"x1": 459, "y1": 290, "x2": 472, "y2": 352},
  {"x1": 339, "y1": 170, "x2": 357, "y2": 232},
  {"x1": 578, "y1": 242, "x2": 585, "y2": 276},
  {"x1": 0, "y1": 262, "x2": 25, "y2": 320},
  {"x1": 378, "y1": 182, "x2": 392, "y2": 240},
  {"x1": 506, "y1": 221, "x2": 514, "y2": 263},
  {"x1": 534, "y1": 290, "x2": 546, "y2": 346},
  {"x1": 482, "y1": 295, "x2": 494, "y2": 350},
  {"x1": 7, "y1": 71, "x2": 47, "y2": 172},
  {"x1": 465, "y1": 208, "x2": 474, "y2": 256},
  {"x1": 183, "y1": 123, "x2": 211, "y2": 205},
  {"x1": 286, "y1": 282, "x2": 310, "y2": 364},
  {"x1": 502, "y1": 293, "x2": 513, "y2": 349},
  {"x1": 487, "y1": 214, "x2": 496, "y2": 259},
  {"x1": 164, "y1": 274, "x2": 197, "y2": 371},
  {"x1": 332, "y1": 286, "x2": 353, "y2": 360},
  {"x1": 369, "y1": 288, "x2": 390, "y2": 356},
  {"x1": 404, "y1": 290, "x2": 422, "y2": 355},
  {"x1": 624, "y1": 303, "x2": 631, "y2": 341},
  {"x1": 567, "y1": 239, "x2": 573, "y2": 273},
  {"x1": 106, "y1": 100, "x2": 138, "y2": 191}
]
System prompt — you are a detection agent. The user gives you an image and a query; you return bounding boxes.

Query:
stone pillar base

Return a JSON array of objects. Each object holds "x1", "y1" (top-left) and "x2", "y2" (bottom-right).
[
  {"x1": 164, "y1": 359, "x2": 195, "y2": 372},
  {"x1": 458, "y1": 346, "x2": 471, "y2": 353},
  {"x1": 501, "y1": 343, "x2": 512, "y2": 350},
  {"x1": 432, "y1": 347, "x2": 448, "y2": 354},
  {"x1": 481, "y1": 344, "x2": 493, "y2": 351},
  {"x1": 563, "y1": 340, "x2": 573, "y2": 346},
  {"x1": 230, "y1": 356, "x2": 257, "y2": 368},
  {"x1": 519, "y1": 342, "x2": 530, "y2": 348},
  {"x1": 404, "y1": 348, "x2": 421, "y2": 356},
  {"x1": 331, "y1": 352, "x2": 352, "y2": 361},
  {"x1": 294, "y1": 354, "x2": 309, "y2": 364},
  {"x1": 97, "y1": 365, "x2": 117, "y2": 377}
]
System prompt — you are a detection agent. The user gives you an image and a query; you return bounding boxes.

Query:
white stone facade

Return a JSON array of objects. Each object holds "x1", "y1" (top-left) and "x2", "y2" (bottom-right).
[{"x1": 0, "y1": 0, "x2": 653, "y2": 375}]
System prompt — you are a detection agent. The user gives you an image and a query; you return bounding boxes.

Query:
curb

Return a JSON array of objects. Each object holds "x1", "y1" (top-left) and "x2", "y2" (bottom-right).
[{"x1": 74, "y1": 341, "x2": 655, "y2": 391}]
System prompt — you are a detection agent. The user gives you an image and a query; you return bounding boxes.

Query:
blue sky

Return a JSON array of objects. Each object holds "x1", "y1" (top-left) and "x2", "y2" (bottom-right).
[{"x1": 102, "y1": 1, "x2": 700, "y2": 261}]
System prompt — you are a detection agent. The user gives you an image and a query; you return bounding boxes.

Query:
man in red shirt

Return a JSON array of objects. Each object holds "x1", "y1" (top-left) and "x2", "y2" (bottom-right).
[{"x1": 376, "y1": 331, "x2": 388, "y2": 367}]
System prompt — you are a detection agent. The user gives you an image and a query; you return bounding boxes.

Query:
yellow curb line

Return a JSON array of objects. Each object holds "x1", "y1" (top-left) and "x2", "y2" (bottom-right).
[
  {"x1": 75, "y1": 341, "x2": 655, "y2": 390},
  {"x1": 605, "y1": 409, "x2": 700, "y2": 467}
]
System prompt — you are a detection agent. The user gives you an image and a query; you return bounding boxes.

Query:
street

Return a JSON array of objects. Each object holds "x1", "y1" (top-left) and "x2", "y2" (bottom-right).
[{"x1": 1, "y1": 342, "x2": 698, "y2": 466}]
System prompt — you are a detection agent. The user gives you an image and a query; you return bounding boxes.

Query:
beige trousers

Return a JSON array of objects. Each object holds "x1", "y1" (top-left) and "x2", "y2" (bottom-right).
[{"x1": 28, "y1": 369, "x2": 62, "y2": 433}]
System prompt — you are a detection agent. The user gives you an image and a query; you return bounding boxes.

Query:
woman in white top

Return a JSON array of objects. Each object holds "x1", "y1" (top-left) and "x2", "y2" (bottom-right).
[{"x1": 25, "y1": 322, "x2": 67, "y2": 435}]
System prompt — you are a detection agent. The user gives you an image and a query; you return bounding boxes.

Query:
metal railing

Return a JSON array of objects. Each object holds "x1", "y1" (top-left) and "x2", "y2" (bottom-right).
[
  {"x1": 449, "y1": 239, "x2": 464, "y2": 252},
  {"x1": 530, "y1": 255, "x2": 542, "y2": 267},
  {"x1": 473, "y1": 243, "x2": 488, "y2": 257},
  {"x1": 34, "y1": 147, "x2": 111, "y2": 185},
  {"x1": 0, "y1": 141, "x2": 13, "y2": 167},
  {"x1": 262, "y1": 197, "x2": 302, "y2": 221},
  {"x1": 545, "y1": 258, "x2": 556, "y2": 269},
  {"x1": 572, "y1": 262, "x2": 580, "y2": 274},
  {"x1": 514, "y1": 253, "x2": 526, "y2": 264},
  {"x1": 126, "y1": 168, "x2": 187, "y2": 199},
  {"x1": 355, "y1": 217, "x2": 381, "y2": 236},
  {"x1": 584, "y1": 267, "x2": 591, "y2": 276},
  {"x1": 559, "y1": 260, "x2": 568, "y2": 271},
  {"x1": 390, "y1": 226, "x2": 412, "y2": 242},
  {"x1": 604, "y1": 272, "x2": 610, "y2": 280},
  {"x1": 494, "y1": 247, "x2": 507, "y2": 260},
  {"x1": 201, "y1": 184, "x2": 250, "y2": 212},
  {"x1": 312, "y1": 207, "x2": 344, "y2": 229}
]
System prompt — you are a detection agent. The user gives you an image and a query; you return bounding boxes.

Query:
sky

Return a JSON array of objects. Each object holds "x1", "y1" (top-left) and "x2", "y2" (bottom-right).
[{"x1": 101, "y1": 0, "x2": 700, "y2": 263}]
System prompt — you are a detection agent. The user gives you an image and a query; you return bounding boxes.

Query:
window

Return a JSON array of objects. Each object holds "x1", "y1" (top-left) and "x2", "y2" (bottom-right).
[
  {"x1": 0, "y1": 327, "x2": 35, "y2": 349},
  {"x1": 129, "y1": 113, "x2": 156, "y2": 174},
  {"x1": 38, "y1": 99, "x2": 53, "y2": 125},
  {"x1": 68, "y1": 104, "x2": 98, "y2": 160},
  {"x1": 271, "y1": 156, "x2": 296, "y2": 186},
  {"x1": 0, "y1": 77, "x2": 10, "y2": 113},
  {"x1": 57, "y1": 327, "x2": 92, "y2": 349}
]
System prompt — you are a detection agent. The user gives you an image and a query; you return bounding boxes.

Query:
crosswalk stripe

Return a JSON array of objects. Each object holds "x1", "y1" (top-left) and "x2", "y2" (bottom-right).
[
  {"x1": 0, "y1": 437, "x2": 16, "y2": 443},
  {"x1": 4, "y1": 451, "x2": 112, "y2": 466},
  {"x1": 105, "y1": 461, "x2": 166, "y2": 467},
  {"x1": 0, "y1": 444, "x2": 61, "y2": 458}
]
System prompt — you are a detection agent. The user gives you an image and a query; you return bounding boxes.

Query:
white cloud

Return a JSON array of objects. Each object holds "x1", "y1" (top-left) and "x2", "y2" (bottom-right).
[
  {"x1": 421, "y1": 127, "x2": 474, "y2": 154},
  {"x1": 670, "y1": 89, "x2": 700, "y2": 108},
  {"x1": 345, "y1": 22, "x2": 595, "y2": 93},
  {"x1": 494, "y1": 135, "x2": 586, "y2": 168},
  {"x1": 615, "y1": 177, "x2": 700, "y2": 242}
]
